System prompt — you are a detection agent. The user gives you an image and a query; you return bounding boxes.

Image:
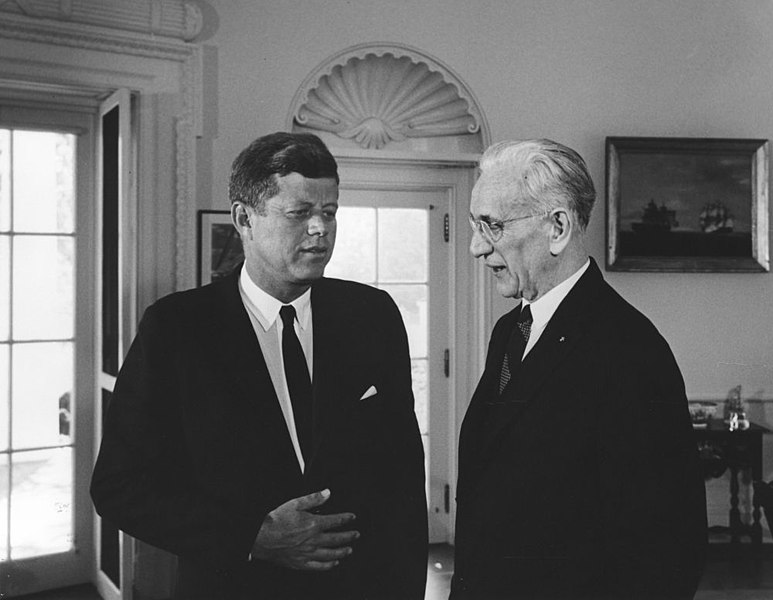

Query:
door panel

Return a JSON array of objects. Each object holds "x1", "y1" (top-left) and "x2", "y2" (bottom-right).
[
  {"x1": 0, "y1": 105, "x2": 94, "y2": 596},
  {"x1": 326, "y1": 186, "x2": 452, "y2": 542},
  {"x1": 94, "y1": 88, "x2": 136, "y2": 600}
]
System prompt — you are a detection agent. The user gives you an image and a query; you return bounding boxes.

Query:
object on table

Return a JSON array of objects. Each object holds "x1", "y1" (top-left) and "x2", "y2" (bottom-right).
[
  {"x1": 689, "y1": 401, "x2": 718, "y2": 428},
  {"x1": 724, "y1": 385, "x2": 749, "y2": 431}
]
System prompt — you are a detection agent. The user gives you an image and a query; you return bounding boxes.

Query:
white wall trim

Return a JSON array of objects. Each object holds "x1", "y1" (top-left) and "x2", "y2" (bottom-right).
[{"x1": 0, "y1": 0, "x2": 202, "y2": 41}]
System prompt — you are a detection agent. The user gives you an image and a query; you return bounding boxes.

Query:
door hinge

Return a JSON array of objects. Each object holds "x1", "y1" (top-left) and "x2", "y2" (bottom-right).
[
  {"x1": 444, "y1": 483, "x2": 451, "y2": 513},
  {"x1": 443, "y1": 348, "x2": 450, "y2": 377},
  {"x1": 443, "y1": 213, "x2": 450, "y2": 242}
]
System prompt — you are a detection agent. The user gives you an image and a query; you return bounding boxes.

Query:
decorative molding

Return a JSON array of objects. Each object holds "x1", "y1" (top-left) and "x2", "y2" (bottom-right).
[
  {"x1": 289, "y1": 42, "x2": 489, "y2": 150},
  {"x1": 0, "y1": 0, "x2": 202, "y2": 41},
  {"x1": 0, "y1": 10, "x2": 198, "y2": 60},
  {"x1": 175, "y1": 44, "x2": 202, "y2": 290},
  {"x1": 0, "y1": 5, "x2": 203, "y2": 292}
]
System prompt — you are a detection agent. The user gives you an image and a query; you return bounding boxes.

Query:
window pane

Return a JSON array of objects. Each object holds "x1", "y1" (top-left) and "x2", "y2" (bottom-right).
[
  {"x1": 11, "y1": 447, "x2": 72, "y2": 559},
  {"x1": 412, "y1": 359, "x2": 428, "y2": 435},
  {"x1": 12, "y1": 131, "x2": 75, "y2": 234},
  {"x1": 99, "y1": 389, "x2": 120, "y2": 586},
  {"x1": 0, "y1": 235, "x2": 8, "y2": 341},
  {"x1": 12, "y1": 342, "x2": 73, "y2": 449},
  {"x1": 379, "y1": 284, "x2": 427, "y2": 358},
  {"x1": 0, "y1": 344, "x2": 8, "y2": 452},
  {"x1": 378, "y1": 208, "x2": 427, "y2": 283},
  {"x1": 0, "y1": 129, "x2": 9, "y2": 233},
  {"x1": 13, "y1": 235, "x2": 74, "y2": 340},
  {"x1": 325, "y1": 207, "x2": 376, "y2": 283},
  {"x1": 0, "y1": 453, "x2": 7, "y2": 561},
  {"x1": 102, "y1": 107, "x2": 119, "y2": 376}
]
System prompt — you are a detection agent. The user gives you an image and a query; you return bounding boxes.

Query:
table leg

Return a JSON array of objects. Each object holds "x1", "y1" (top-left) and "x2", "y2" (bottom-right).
[
  {"x1": 730, "y1": 466, "x2": 740, "y2": 544},
  {"x1": 752, "y1": 490, "x2": 763, "y2": 545}
]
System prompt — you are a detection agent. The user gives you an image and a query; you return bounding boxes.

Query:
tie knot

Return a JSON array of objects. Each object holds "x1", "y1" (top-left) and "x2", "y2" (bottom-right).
[
  {"x1": 518, "y1": 303, "x2": 532, "y2": 325},
  {"x1": 517, "y1": 304, "x2": 532, "y2": 341},
  {"x1": 280, "y1": 305, "x2": 297, "y2": 328}
]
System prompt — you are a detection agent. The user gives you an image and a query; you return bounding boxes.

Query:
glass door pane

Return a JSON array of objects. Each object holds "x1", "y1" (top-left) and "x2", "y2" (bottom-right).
[
  {"x1": 326, "y1": 186, "x2": 451, "y2": 542},
  {"x1": 10, "y1": 447, "x2": 72, "y2": 559},
  {"x1": 0, "y1": 128, "x2": 77, "y2": 565},
  {"x1": 327, "y1": 204, "x2": 431, "y2": 441}
]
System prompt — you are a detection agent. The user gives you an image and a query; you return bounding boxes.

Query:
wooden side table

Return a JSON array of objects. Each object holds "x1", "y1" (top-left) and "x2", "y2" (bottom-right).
[{"x1": 695, "y1": 420, "x2": 769, "y2": 545}]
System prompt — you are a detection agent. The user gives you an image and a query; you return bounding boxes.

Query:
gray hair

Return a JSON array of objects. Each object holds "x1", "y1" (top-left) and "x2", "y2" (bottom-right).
[{"x1": 479, "y1": 139, "x2": 596, "y2": 230}]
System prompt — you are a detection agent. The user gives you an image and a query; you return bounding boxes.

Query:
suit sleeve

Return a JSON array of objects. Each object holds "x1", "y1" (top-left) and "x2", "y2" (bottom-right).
[
  {"x1": 370, "y1": 290, "x2": 429, "y2": 600},
  {"x1": 596, "y1": 320, "x2": 707, "y2": 599},
  {"x1": 90, "y1": 304, "x2": 264, "y2": 575}
]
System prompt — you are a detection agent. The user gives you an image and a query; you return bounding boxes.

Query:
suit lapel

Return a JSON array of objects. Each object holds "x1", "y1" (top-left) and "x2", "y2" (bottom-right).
[
  {"x1": 306, "y1": 280, "x2": 348, "y2": 472},
  {"x1": 207, "y1": 270, "x2": 305, "y2": 480},
  {"x1": 208, "y1": 271, "x2": 276, "y2": 404},
  {"x1": 476, "y1": 260, "x2": 605, "y2": 461}
]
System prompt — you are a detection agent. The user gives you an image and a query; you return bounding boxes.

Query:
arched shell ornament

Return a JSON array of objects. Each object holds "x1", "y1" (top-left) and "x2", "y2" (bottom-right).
[{"x1": 294, "y1": 53, "x2": 479, "y2": 149}]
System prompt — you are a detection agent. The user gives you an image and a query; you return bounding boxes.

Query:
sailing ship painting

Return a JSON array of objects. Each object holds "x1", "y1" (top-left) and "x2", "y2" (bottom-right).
[
  {"x1": 698, "y1": 201, "x2": 734, "y2": 233},
  {"x1": 607, "y1": 137, "x2": 767, "y2": 272},
  {"x1": 630, "y1": 199, "x2": 679, "y2": 233},
  {"x1": 623, "y1": 195, "x2": 749, "y2": 258},
  {"x1": 629, "y1": 199, "x2": 736, "y2": 235}
]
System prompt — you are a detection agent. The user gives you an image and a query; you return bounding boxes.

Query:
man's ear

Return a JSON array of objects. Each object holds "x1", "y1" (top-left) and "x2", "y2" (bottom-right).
[
  {"x1": 231, "y1": 202, "x2": 252, "y2": 239},
  {"x1": 548, "y1": 209, "x2": 573, "y2": 256}
]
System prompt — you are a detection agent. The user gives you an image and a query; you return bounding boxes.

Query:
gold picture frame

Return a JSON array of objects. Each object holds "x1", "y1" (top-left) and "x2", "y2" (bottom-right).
[{"x1": 606, "y1": 137, "x2": 769, "y2": 272}]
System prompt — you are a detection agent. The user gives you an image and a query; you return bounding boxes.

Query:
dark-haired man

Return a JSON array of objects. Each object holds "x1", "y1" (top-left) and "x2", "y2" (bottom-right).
[
  {"x1": 91, "y1": 132, "x2": 428, "y2": 599},
  {"x1": 451, "y1": 139, "x2": 706, "y2": 599}
]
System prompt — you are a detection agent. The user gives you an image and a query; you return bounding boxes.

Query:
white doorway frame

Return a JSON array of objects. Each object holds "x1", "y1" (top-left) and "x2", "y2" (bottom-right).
[{"x1": 337, "y1": 154, "x2": 484, "y2": 543}]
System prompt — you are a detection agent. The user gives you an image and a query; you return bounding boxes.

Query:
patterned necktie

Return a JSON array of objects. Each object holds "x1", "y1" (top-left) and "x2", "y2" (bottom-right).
[
  {"x1": 498, "y1": 303, "x2": 533, "y2": 394},
  {"x1": 280, "y1": 305, "x2": 313, "y2": 460}
]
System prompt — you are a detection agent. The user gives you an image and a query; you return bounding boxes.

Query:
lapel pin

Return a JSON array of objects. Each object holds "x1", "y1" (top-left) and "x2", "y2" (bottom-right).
[{"x1": 559, "y1": 336, "x2": 566, "y2": 342}]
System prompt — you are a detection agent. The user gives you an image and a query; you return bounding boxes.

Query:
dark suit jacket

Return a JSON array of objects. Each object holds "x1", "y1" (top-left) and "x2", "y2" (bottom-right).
[
  {"x1": 452, "y1": 259, "x2": 706, "y2": 600},
  {"x1": 91, "y1": 271, "x2": 428, "y2": 599}
]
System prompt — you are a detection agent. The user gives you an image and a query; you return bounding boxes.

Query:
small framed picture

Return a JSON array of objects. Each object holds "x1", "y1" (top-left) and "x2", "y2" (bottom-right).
[
  {"x1": 197, "y1": 210, "x2": 244, "y2": 285},
  {"x1": 606, "y1": 137, "x2": 769, "y2": 272}
]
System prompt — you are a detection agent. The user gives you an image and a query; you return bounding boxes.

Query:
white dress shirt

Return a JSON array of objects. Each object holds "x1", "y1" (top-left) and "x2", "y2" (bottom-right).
[
  {"x1": 238, "y1": 265, "x2": 313, "y2": 472},
  {"x1": 520, "y1": 259, "x2": 590, "y2": 359}
]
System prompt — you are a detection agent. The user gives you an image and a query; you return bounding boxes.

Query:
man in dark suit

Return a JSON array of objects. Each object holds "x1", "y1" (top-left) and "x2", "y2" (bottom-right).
[
  {"x1": 451, "y1": 139, "x2": 706, "y2": 599},
  {"x1": 91, "y1": 132, "x2": 428, "y2": 599}
]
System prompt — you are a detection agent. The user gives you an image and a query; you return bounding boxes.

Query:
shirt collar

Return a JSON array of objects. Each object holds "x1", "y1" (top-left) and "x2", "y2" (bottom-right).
[
  {"x1": 522, "y1": 259, "x2": 590, "y2": 329},
  {"x1": 239, "y1": 264, "x2": 312, "y2": 332}
]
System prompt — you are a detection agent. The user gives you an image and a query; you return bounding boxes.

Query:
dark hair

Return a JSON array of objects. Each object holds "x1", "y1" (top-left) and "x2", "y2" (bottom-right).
[{"x1": 228, "y1": 132, "x2": 339, "y2": 212}]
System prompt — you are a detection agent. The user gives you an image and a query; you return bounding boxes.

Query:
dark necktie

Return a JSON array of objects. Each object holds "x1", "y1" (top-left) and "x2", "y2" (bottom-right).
[
  {"x1": 498, "y1": 303, "x2": 533, "y2": 394},
  {"x1": 280, "y1": 305, "x2": 313, "y2": 461}
]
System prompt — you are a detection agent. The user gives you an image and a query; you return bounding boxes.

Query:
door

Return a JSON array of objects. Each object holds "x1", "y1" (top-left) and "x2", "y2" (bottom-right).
[
  {"x1": 0, "y1": 102, "x2": 95, "y2": 594},
  {"x1": 326, "y1": 170, "x2": 461, "y2": 543},
  {"x1": 94, "y1": 89, "x2": 137, "y2": 600}
]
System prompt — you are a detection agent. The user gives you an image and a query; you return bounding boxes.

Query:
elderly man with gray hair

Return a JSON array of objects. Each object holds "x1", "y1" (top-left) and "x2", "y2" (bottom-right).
[{"x1": 452, "y1": 139, "x2": 706, "y2": 599}]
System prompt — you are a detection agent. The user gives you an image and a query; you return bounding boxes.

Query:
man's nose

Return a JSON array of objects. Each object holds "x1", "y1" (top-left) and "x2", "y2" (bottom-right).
[
  {"x1": 469, "y1": 228, "x2": 492, "y2": 258},
  {"x1": 307, "y1": 213, "x2": 332, "y2": 237}
]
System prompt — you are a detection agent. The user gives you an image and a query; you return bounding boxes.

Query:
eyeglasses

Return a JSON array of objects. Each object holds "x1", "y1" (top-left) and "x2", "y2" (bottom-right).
[{"x1": 468, "y1": 212, "x2": 545, "y2": 242}]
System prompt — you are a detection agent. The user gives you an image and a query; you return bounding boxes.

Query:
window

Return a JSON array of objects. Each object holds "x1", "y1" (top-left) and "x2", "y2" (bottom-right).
[
  {"x1": 0, "y1": 105, "x2": 94, "y2": 596},
  {"x1": 0, "y1": 128, "x2": 77, "y2": 559}
]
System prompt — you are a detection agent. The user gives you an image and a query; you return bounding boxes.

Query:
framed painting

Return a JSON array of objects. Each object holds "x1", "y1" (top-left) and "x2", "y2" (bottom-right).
[
  {"x1": 197, "y1": 210, "x2": 244, "y2": 285},
  {"x1": 606, "y1": 137, "x2": 769, "y2": 272}
]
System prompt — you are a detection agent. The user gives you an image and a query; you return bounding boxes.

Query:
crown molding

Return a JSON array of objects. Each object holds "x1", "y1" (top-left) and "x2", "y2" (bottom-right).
[
  {"x1": 0, "y1": 10, "x2": 198, "y2": 61},
  {"x1": 0, "y1": 0, "x2": 202, "y2": 42}
]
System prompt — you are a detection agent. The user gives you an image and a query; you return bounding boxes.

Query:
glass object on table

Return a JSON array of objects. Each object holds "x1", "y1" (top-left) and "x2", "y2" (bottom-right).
[{"x1": 724, "y1": 385, "x2": 749, "y2": 431}]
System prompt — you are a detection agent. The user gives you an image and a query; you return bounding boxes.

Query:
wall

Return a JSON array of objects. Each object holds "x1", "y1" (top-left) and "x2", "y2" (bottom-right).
[{"x1": 191, "y1": 0, "x2": 773, "y2": 513}]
